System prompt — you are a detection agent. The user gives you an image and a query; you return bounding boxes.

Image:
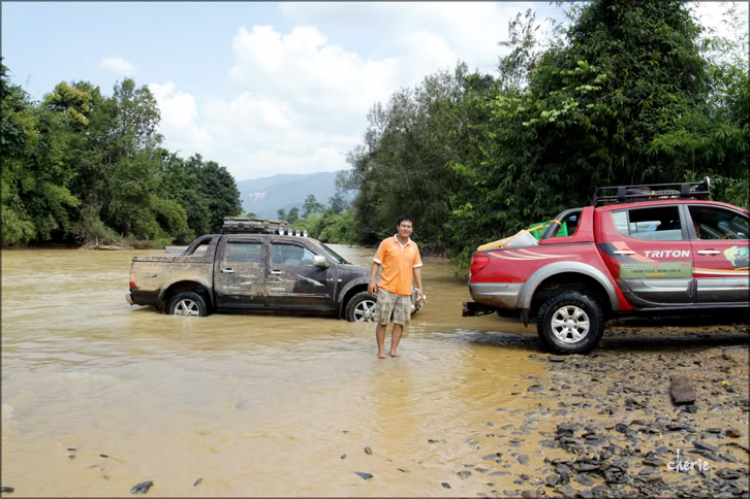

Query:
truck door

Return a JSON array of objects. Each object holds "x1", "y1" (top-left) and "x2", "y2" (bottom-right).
[
  {"x1": 687, "y1": 205, "x2": 750, "y2": 303},
  {"x1": 266, "y1": 241, "x2": 335, "y2": 309},
  {"x1": 602, "y1": 205, "x2": 694, "y2": 305},
  {"x1": 214, "y1": 237, "x2": 267, "y2": 309}
]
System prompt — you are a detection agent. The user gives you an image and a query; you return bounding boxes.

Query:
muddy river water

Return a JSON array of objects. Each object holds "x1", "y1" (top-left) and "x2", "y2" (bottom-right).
[{"x1": 1, "y1": 246, "x2": 554, "y2": 497}]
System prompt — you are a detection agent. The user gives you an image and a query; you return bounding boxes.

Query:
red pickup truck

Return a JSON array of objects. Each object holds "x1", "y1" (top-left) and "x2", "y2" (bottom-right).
[{"x1": 463, "y1": 178, "x2": 749, "y2": 354}]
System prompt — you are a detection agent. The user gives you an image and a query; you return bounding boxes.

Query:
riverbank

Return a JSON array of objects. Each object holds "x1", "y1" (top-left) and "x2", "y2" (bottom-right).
[
  {"x1": 449, "y1": 323, "x2": 750, "y2": 498},
  {"x1": 1, "y1": 239, "x2": 171, "y2": 251}
]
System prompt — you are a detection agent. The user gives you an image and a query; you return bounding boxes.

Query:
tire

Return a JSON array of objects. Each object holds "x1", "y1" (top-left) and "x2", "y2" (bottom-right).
[
  {"x1": 345, "y1": 292, "x2": 378, "y2": 322},
  {"x1": 168, "y1": 291, "x2": 209, "y2": 317},
  {"x1": 536, "y1": 291, "x2": 605, "y2": 354}
]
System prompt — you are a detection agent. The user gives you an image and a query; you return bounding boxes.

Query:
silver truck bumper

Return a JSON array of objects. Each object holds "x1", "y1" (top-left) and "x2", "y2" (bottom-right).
[{"x1": 469, "y1": 282, "x2": 523, "y2": 309}]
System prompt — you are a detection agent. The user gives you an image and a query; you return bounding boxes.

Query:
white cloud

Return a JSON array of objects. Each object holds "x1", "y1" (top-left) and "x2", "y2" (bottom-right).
[
  {"x1": 228, "y1": 25, "x2": 402, "y2": 118},
  {"x1": 149, "y1": 81, "x2": 198, "y2": 127},
  {"x1": 147, "y1": 81, "x2": 213, "y2": 154},
  {"x1": 279, "y1": 2, "x2": 550, "y2": 72},
  {"x1": 148, "y1": 3, "x2": 571, "y2": 180},
  {"x1": 100, "y1": 57, "x2": 137, "y2": 75}
]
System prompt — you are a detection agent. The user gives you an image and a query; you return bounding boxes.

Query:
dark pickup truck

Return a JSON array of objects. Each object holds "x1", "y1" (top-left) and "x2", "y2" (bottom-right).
[{"x1": 127, "y1": 230, "x2": 422, "y2": 321}]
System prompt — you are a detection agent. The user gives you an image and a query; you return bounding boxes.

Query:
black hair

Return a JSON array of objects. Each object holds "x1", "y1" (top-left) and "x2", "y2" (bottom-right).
[{"x1": 397, "y1": 215, "x2": 414, "y2": 226}]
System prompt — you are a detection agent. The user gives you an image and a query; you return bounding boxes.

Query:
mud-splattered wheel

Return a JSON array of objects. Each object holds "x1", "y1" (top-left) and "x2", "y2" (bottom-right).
[
  {"x1": 345, "y1": 292, "x2": 378, "y2": 322},
  {"x1": 168, "y1": 291, "x2": 209, "y2": 317}
]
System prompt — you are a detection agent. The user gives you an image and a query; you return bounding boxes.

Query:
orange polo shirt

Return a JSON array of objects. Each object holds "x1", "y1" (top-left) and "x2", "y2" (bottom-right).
[{"x1": 373, "y1": 235, "x2": 423, "y2": 296}]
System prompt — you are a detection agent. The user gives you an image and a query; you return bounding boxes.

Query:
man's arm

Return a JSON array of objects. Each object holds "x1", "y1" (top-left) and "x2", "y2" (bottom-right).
[
  {"x1": 368, "y1": 262, "x2": 381, "y2": 296},
  {"x1": 413, "y1": 267, "x2": 424, "y2": 299}
]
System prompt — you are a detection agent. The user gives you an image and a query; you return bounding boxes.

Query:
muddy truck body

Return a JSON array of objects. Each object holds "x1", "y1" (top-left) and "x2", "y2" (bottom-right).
[{"x1": 127, "y1": 233, "x2": 421, "y2": 321}]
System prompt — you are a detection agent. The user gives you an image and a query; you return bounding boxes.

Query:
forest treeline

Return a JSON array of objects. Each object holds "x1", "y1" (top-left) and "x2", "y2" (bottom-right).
[
  {"x1": 330, "y1": 0, "x2": 749, "y2": 264},
  {"x1": 1, "y1": 68, "x2": 242, "y2": 247},
  {"x1": 3, "y1": 0, "x2": 748, "y2": 266}
]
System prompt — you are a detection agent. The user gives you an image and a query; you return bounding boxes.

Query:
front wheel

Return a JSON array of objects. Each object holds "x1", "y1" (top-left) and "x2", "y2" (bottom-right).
[
  {"x1": 536, "y1": 291, "x2": 604, "y2": 354},
  {"x1": 168, "y1": 291, "x2": 209, "y2": 317},
  {"x1": 345, "y1": 292, "x2": 378, "y2": 322}
]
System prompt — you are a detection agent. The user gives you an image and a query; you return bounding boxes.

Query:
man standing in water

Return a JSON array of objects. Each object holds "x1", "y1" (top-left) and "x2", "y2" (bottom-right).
[{"x1": 367, "y1": 215, "x2": 425, "y2": 358}]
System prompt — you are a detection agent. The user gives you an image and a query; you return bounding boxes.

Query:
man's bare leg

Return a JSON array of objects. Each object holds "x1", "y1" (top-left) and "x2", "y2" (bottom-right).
[
  {"x1": 376, "y1": 323, "x2": 388, "y2": 359},
  {"x1": 389, "y1": 324, "x2": 404, "y2": 357}
]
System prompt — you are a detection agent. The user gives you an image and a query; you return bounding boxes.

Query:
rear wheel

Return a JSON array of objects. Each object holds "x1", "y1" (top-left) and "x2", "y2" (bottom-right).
[
  {"x1": 168, "y1": 291, "x2": 209, "y2": 317},
  {"x1": 537, "y1": 291, "x2": 604, "y2": 354},
  {"x1": 345, "y1": 292, "x2": 378, "y2": 322}
]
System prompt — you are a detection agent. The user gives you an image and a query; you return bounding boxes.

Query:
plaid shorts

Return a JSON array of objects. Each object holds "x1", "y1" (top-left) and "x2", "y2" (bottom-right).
[{"x1": 376, "y1": 288, "x2": 411, "y2": 326}]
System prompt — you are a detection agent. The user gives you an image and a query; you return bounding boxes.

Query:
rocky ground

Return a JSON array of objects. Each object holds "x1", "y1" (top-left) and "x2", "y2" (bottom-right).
[{"x1": 448, "y1": 323, "x2": 750, "y2": 498}]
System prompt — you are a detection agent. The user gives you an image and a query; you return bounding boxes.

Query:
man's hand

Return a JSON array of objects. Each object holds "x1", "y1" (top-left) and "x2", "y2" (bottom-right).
[
  {"x1": 368, "y1": 262, "x2": 381, "y2": 296},
  {"x1": 417, "y1": 288, "x2": 424, "y2": 301}
]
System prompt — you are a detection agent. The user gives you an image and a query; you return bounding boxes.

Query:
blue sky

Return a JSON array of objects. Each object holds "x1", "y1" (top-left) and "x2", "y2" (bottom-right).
[{"x1": 2, "y1": 2, "x2": 745, "y2": 182}]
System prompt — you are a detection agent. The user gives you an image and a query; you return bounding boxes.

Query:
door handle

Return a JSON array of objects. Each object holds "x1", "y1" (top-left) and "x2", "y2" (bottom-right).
[
  {"x1": 270, "y1": 270, "x2": 282, "y2": 275},
  {"x1": 221, "y1": 268, "x2": 235, "y2": 273},
  {"x1": 613, "y1": 250, "x2": 635, "y2": 255},
  {"x1": 697, "y1": 250, "x2": 720, "y2": 255}
]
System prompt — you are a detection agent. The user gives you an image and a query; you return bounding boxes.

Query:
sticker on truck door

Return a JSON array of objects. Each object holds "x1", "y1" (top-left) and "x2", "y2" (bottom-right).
[
  {"x1": 724, "y1": 246, "x2": 749, "y2": 269},
  {"x1": 620, "y1": 262, "x2": 692, "y2": 278}
]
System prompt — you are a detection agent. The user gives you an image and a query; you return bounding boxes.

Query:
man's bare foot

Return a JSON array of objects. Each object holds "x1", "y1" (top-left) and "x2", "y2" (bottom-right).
[
  {"x1": 389, "y1": 353, "x2": 398, "y2": 358},
  {"x1": 378, "y1": 353, "x2": 387, "y2": 359}
]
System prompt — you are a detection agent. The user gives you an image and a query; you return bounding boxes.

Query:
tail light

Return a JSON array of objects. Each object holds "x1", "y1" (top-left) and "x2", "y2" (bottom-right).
[{"x1": 470, "y1": 254, "x2": 490, "y2": 277}]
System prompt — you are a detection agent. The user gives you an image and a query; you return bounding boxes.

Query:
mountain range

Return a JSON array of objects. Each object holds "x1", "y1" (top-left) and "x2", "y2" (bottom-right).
[{"x1": 235, "y1": 171, "x2": 353, "y2": 218}]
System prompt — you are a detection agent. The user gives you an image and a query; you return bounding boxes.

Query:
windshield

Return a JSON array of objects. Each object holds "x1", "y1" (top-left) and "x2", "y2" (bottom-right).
[{"x1": 318, "y1": 242, "x2": 349, "y2": 264}]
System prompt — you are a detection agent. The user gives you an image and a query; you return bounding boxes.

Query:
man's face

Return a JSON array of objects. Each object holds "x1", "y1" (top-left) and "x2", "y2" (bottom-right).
[{"x1": 398, "y1": 221, "x2": 413, "y2": 239}]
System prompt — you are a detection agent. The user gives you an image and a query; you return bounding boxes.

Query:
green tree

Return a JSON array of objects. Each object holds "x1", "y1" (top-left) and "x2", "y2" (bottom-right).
[
  {"x1": 156, "y1": 150, "x2": 208, "y2": 242},
  {"x1": 302, "y1": 194, "x2": 324, "y2": 217},
  {"x1": 345, "y1": 63, "x2": 493, "y2": 252},
  {"x1": 183, "y1": 155, "x2": 242, "y2": 233},
  {"x1": 448, "y1": 0, "x2": 721, "y2": 261},
  {"x1": 1, "y1": 65, "x2": 244, "y2": 247},
  {"x1": 1, "y1": 61, "x2": 37, "y2": 244},
  {"x1": 328, "y1": 191, "x2": 348, "y2": 215},
  {"x1": 287, "y1": 207, "x2": 300, "y2": 224}
]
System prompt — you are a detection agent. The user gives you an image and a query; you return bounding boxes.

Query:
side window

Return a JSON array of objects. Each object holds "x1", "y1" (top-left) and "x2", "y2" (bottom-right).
[
  {"x1": 612, "y1": 210, "x2": 630, "y2": 237},
  {"x1": 226, "y1": 241, "x2": 263, "y2": 263},
  {"x1": 689, "y1": 206, "x2": 749, "y2": 240},
  {"x1": 272, "y1": 243, "x2": 317, "y2": 265},
  {"x1": 559, "y1": 212, "x2": 580, "y2": 237},
  {"x1": 187, "y1": 238, "x2": 212, "y2": 256},
  {"x1": 192, "y1": 242, "x2": 210, "y2": 256},
  {"x1": 627, "y1": 206, "x2": 684, "y2": 240},
  {"x1": 540, "y1": 209, "x2": 581, "y2": 239}
]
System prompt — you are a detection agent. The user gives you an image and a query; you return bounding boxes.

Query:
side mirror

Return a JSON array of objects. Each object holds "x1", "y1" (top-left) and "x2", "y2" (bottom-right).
[{"x1": 313, "y1": 255, "x2": 329, "y2": 268}]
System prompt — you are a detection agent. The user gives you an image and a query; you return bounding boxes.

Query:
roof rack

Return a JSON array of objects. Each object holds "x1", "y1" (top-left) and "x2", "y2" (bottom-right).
[
  {"x1": 222, "y1": 217, "x2": 287, "y2": 234},
  {"x1": 591, "y1": 177, "x2": 710, "y2": 207},
  {"x1": 221, "y1": 217, "x2": 308, "y2": 237}
]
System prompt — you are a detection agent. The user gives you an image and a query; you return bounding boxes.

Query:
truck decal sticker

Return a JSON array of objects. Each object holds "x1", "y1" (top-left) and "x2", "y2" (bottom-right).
[
  {"x1": 694, "y1": 268, "x2": 750, "y2": 276},
  {"x1": 488, "y1": 250, "x2": 577, "y2": 261},
  {"x1": 611, "y1": 242, "x2": 655, "y2": 262},
  {"x1": 644, "y1": 250, "x2": 691, "y2": 259},
  {"x1": 724, "y1": 246, "x2": 749, "y2": 269},
  {"x1": 516, "y1": 249, "x2": 577, "y2": 258},
  {"x1": 620, "y1": 262, "x2": 692, "y2": 279}
]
